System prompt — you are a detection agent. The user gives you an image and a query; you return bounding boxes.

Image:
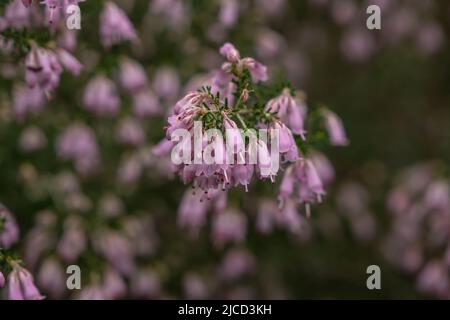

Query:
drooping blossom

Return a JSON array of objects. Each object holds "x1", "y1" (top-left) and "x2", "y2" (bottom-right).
[
  {"x1": 100, "y1": 2, "x2": 137, "y2": 48},
  {"x1": 25, "y1": 45, "x2": 83, "y2": 96},
  {"x1": 265, "y1": 88, "x2": 307, "y2": 138},
  {"x1": 223, "y1": 115, "x2": 245, "y2": 155},
  {"x1": 42, "y1": 0, "x2": 63, "y2": 26},
  {"x1": 220, "y1": 42, "x2": 268, "y2": 82},
  {"x1": 56, "y1": 48, "x2": 83, "y2": 75},
  {"x1": 309, "y1": 151, "x2": 335, "y2": 186},
  {"x1": 278, "y1": 158, "x2": 326, "y2": 216},
  {"x1": 166, "y1": 90, "x2": 210, "y2": 137},
  {"x1": 25, "y1": 45, "x2": 62, "y2": 95},
  {"x1": 268, "y1": 120, "x2": 298, "y2": 157},
  {"x1": 321, "y1": 108, "x2": 349, "y2": 146},
  {"x1": 8, "y1": 263, "x2": 45, "y2": 300},
  {"x1": 83, "y1": 75, "x2": 120, "y2": 116},
  {"x1": 152, "y1": 138, "x2": 174, "y2": 158},
  {"x1": 250, "y1": 137, "x2": 278, "y2": 181}
]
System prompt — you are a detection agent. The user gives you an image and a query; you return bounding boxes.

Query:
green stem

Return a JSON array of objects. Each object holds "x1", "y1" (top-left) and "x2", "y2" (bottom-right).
[{"x1": 235, "y1": 113, "x2": 248, "y2": 130}]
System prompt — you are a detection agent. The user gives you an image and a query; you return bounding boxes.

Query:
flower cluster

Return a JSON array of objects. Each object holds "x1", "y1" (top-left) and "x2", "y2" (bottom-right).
[
  {"x1": 159, "y1": 44, "x2": 283, "y2": 198},
  {"x1": 156, "y1": 43, "x2": 348, "y2": 232},
  {"x1": 25, "y1": 44, "x2": 82, "y2": 97}
]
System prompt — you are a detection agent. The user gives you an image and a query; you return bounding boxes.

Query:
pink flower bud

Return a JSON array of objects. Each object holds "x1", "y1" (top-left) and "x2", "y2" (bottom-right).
[{"x1": 220, "y1": 42, "x2": 241, "y2": 63}]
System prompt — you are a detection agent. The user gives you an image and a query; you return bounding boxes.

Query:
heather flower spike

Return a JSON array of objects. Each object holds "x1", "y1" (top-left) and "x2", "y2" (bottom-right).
[
  {"x1": 265, "y1": 88, "x2": 307, "y2": 139},
  {"x1": 157, "y1": 42, "x2": 346, "y2": 230}
]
